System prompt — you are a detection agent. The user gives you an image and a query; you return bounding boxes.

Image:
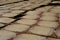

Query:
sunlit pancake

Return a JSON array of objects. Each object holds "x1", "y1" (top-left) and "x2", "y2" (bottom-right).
[
  {"x1": 40, "y1": 16, "x2": 57, "y2": 21},
  {"x1": 29, "y1": 0, "x2": 52, "y2": 5},
  {"x1": 42, "y1": 12, "x2": 57, "y2": 16},
  {"x1": 14, "y1": 34, "x2": 47, "y2": 40},
  {"x1": 0, "y1": 17, "x2": 15, "y2": 23},
  {"x1": 16, "y1": 19, "x2": 37, "y2": 25},
  {"x1": 21, "y1": 15, "x2": 39, "y2": 20},
  {"x1": 3, "y1": 24, "x2": 30, "y2": 32},
  {"x1": 29, "y1": 26, "x2": 54, "y2": 36},
  {"x1": 0, "y1": 30, "x2": 16, "y2": 40},
  {"x1": 35, "y1": 6, "x2": 53, "y2": 12},
  {"x1": 2, "y1": 10, "x2": 24, "y2": 17},
  {"x1": 26, "y1": 11, "x2": 40, "y2": 15},
  {"x1": 38, "y1": 21, "x2": 58, "y2": 28}
]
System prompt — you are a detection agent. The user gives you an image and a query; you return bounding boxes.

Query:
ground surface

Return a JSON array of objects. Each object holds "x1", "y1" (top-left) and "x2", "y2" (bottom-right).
[{"x1": 0, "y1": 0, "x2": 60, "y2": 40}]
